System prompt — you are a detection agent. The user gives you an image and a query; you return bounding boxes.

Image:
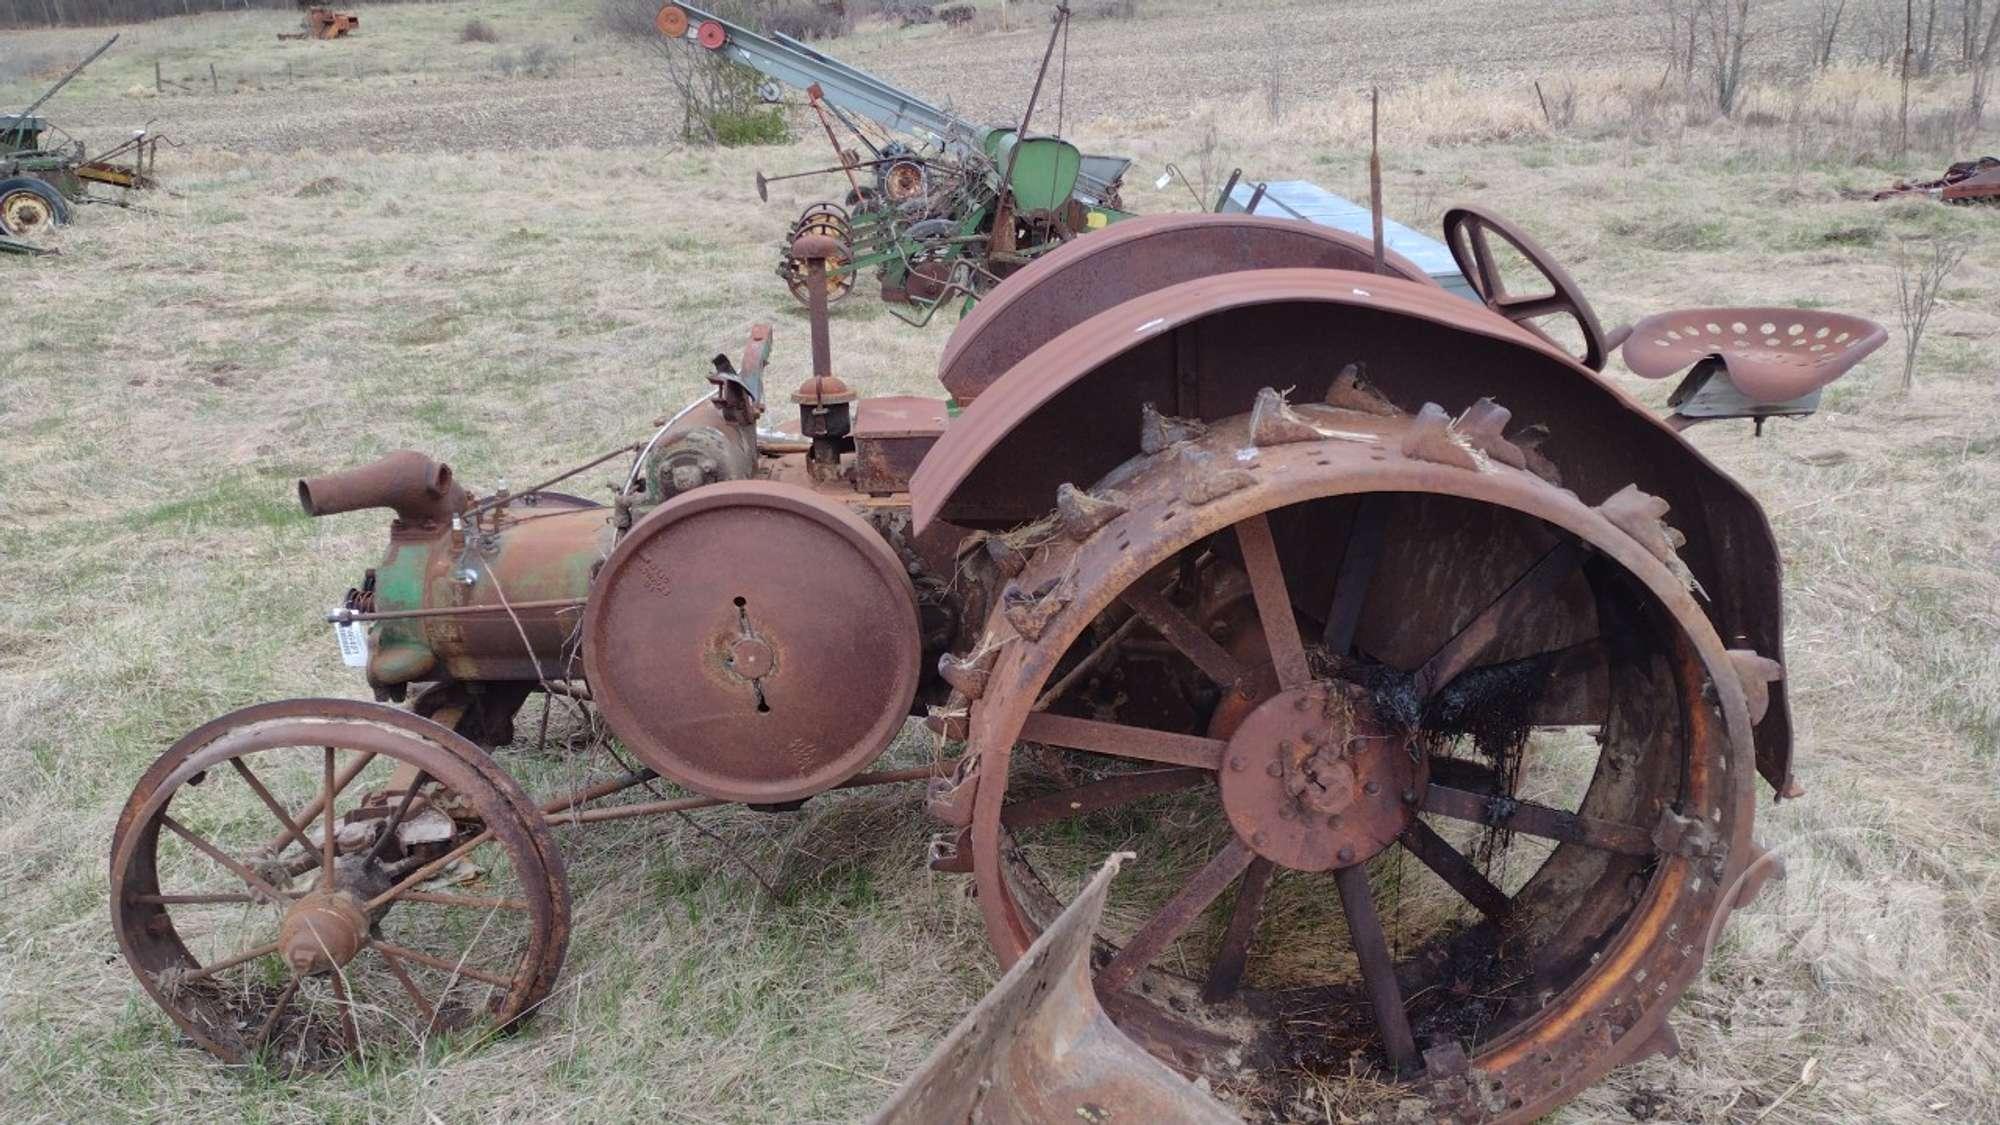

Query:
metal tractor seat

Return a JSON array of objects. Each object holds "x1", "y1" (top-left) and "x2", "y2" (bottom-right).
[{"x1": 1622, "y1": 307, "x2": 1887, "y2": 430}]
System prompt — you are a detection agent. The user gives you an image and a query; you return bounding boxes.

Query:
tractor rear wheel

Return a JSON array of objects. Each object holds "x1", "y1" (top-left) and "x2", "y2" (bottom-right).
[
  {"x1": 954, "y1": 399, "x2": 1767, "y2": 1121},
  {"x1": 0, "y1": 177, "x2": 69, "y2": 237}
]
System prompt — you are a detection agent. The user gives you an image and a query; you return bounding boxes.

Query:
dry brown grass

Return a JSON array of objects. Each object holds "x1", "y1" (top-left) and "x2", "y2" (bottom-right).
[{"x1": 3, "y1": 1, "x2": 1999, "y2": 1122}]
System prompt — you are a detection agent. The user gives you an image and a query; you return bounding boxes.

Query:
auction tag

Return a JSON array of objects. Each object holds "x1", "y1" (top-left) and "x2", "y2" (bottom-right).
[{"x1": 333, "y1": 619, "x2": 370, "y2": 668}]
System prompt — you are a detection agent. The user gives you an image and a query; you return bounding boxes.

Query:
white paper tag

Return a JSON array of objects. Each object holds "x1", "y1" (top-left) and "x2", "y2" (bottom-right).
[
  {"x1": 334, "y1": 619, "x2": 370, "y2": 668},
  {"x1": 1154, "y1": 171, "x2": 1172, "y2": 190}
]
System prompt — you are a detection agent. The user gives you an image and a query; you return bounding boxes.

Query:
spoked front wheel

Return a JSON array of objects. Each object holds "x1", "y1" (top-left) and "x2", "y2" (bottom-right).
[
  {"x1": 110, "y1": 699, "x2": 568, "y2": 1070},
  {"x1": 957, "y1": 398, "x2": 1764, "y2": 1121}
]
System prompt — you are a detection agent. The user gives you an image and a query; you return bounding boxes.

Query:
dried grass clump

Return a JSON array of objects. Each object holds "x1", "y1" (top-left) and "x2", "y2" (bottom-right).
[{"x1": 459, "y1": 18, "x2": 498, "y2": 44}]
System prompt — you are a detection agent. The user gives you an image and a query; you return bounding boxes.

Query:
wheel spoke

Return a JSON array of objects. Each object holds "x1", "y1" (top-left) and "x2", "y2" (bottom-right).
[
  {"x1": 264, "y1": 750, "x2": 377, "y2": 855},
  {"x1": 1468, "y1": 224, "x2": 1502, "y2": 297},
  {"x1": 183, "y1": 940, "x2": 281, "y2": 984},
  {"x1": 1002, "y1": 768, "x2": 1210, "y2": 830},
  {"x1": 254, "y1": 976, "x2": 300, "y2": 1051},
  {"x1": 1399, "y1": 819, "x2": 1512, "y2": 923},
  {"x1": 320, "y1": 748, "x2": 338, "y2": 891},
  {"x1": 328, "y1": 967, "x2": 360, "y2": 1054},
  {"x1": 1434, "y1": 637, "x2": 1608, "y2": 727},
  {"x1": 1421, "y1": 783, "x2": 1653, "y2": 856},
  {"x1": 1119, "y1": 585, "x2": 1246, "y2": 689},
  {"x1": 1322, "y1": 495, "x2": 1388, "y2": 654},
  {"x1": 365, "y1": 771, "x2": 431, "y2": 865},
  {"x1": 1413, "y1": 540, "x2": 1583, "y2": 702},
  {"x1": 1036, "y1": 614, "x2": 1143, "y2": 710},
  {"x1": 370, "y1": 940, "x2": 517, "y2": 990},
  {"x1": 375, "y1": 946, "x2": 439, "y2": 1032},
  {"x1": 132, "y1": 890, "x2": 294, "y2": 906},
  {"x1": 229, "y1": 758, "x2": 316, "y2": 857},
  {"x1": 1098, "y1": 838, "x2": 1256, "y2": 994},
  {"x1": 1236, "y1": 512, "x2": 1311, "y2": 691},
  {"x1": 1201, "y1": 857, "x2": 1276, "y2": 1003},
  {"x1": 394, "y1": 890, "x2": 531, "y2": 912},
  {"x1": 1017, "y1": 712, "x2": 1225, "y2": 771},
  {"x1": 159, "y1": 814, "x2": 289, "y2": 903},
  {"x1": 1334, "y1": 864, "x2": 1418, "y2": 1073},
  {"x1": 1496, "y1": 292, "x2": 1568, "y2": 320}
]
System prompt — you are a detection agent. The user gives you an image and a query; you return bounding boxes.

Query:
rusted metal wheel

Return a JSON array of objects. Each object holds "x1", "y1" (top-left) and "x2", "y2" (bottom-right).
[
  {"x1": 794, "y1": 200, "x2": 849, "y2": 233},
  {"x1": 955, "y1": 405, "x2": 1762, "y2": 1120},
  {"x1": 883, "y1": 160, "x2": 926, "y2": 203},
  {"x1": 110, "y1": 699, "x2": 568, "y2": 1071},
  {"x1": 782, "y1": 210, "x2": 854, "y2": 306}
]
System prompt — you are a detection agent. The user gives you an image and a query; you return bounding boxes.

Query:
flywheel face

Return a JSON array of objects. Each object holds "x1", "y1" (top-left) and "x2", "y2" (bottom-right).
[{"x1": 583, "y1": 481, "x2": 921, "y2": 804}]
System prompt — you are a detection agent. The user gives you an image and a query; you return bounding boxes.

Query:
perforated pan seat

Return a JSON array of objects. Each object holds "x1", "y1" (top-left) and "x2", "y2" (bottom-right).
[{"x1": 1622, "y1": 307, "x2": 1886, "y2": 404}]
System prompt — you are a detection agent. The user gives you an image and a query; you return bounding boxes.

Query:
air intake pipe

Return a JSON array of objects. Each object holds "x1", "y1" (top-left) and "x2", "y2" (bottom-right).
[{"x1": 297, "y1": 451, "x2": 465, "y2": 528}]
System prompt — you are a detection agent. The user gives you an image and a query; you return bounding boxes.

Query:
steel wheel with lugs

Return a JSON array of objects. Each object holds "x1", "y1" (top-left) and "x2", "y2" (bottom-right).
[
  {"x1": 109, "y1": 699, "x2": 568, "y2": 1070},
  {"x1": 952, "y1": 399, "x2": 1768, "y2": 1121}
]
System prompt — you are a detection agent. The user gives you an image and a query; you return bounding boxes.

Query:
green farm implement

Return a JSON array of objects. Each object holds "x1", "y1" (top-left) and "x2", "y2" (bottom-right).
[
  {"x1": 659, "y1": 2, "x2": 1133, "y2": 322},
  {"x1": 2, "y1": 34, "x2": 169, "y2": 248}
]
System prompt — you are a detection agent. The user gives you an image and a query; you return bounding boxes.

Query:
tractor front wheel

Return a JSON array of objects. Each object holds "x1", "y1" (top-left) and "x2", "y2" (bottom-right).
[{"x1": 0, "y1": 177, "x2": 70, "y2": 237}]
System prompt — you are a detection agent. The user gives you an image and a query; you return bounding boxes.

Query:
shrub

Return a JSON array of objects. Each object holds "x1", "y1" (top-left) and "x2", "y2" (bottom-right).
[
  {"x1": 712, "y1": 106, "x2": 791, "y2": 146},
  {"x1": 597, "y1": 0, "x2": 795, "y2": 145},
  {"x1": 460, "y1": 18, "x2": 498, "y2": 43}
]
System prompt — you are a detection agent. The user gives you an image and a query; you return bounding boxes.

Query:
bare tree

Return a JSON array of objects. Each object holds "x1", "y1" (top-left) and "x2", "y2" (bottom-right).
[
  {"x1": 1652, "y1": 0, "x2": 1700, "y2": 88},
  {"x1": 1894, "y1": 238, "x2": 1970, "y2": 394},
  {"x1": 1697, "y1": 0, "x2": 1757, "y2": 115},
  {"x1": 1858, "y1": 0, "x2": 1908, "y2": 67},
  {"x1": 1917, "y1": 0, "x2": 1942, "y2": 74},
  {"x1": 1972, "y1": 1, "x2": 2000, "y2": 118},
  {"x1": 1812, "y1": 0, "x2": 1849, "y2": 67},
  {"x1": 1901, "y1": 0, "x2": 1915, "y2": 152}
]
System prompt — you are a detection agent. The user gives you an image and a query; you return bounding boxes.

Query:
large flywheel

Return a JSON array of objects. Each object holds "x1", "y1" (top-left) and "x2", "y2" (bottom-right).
[{"x1": 946, "y1": 394, "x2": 1769, "y2": 1121}]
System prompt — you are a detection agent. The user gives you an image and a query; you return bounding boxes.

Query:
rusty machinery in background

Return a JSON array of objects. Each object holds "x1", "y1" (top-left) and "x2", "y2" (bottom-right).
[
  {"x1": 111, "y1": 206, "x2": 1883, "y2": 1120},
  {"x1": 1872, "y1": 154, "x2": 2000, "y2": 205},
  {"x1": 278, "y1": 7, "x2": 361, "y2": 41},
  {"x1": 2, "y1": 35, "x2": 170, "y2": 251},
  {"x1": 658, "y1": 2, "x2": 1134, "y2": 323}
]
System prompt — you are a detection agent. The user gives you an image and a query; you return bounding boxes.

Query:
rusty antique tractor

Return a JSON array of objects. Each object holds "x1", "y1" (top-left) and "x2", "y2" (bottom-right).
[{"x1": 112, "y1": 209, "x2": 1884, "y2": 1120}]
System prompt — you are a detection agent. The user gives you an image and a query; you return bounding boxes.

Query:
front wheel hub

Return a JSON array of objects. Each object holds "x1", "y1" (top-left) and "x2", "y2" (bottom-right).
[
  {"x1": 278, "y1": 890, "x2": 370, "y2": 975},
  {"x1": 1218, "y1": 680, "x2": 1423, "y2": 871}
]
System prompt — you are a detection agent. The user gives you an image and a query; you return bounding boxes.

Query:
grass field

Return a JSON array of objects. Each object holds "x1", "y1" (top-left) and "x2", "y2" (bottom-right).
[{"x1": 3, "y1": 1, "x2": 1998, "y2": 1121}]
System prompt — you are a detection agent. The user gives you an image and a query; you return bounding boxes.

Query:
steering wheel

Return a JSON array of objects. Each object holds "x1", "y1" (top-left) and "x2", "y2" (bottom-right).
[{"x1": 1443, "y1": 206, "x2": 1616, "y2": 372}]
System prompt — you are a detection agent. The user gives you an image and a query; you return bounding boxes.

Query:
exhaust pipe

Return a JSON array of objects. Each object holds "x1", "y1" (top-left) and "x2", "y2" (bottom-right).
[{"x1": 298, "y1": 451, "x2": 464, "y2": 527}]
